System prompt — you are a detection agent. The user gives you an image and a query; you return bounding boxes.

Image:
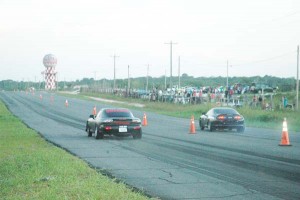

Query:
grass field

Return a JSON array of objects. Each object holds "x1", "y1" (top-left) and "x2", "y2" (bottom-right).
[
  {"x1": 79, "y1": 92, "x2": 300, "y2": 132},
  {"x1": 0, "y1": 100, "x2": 150, "y2": 200}
]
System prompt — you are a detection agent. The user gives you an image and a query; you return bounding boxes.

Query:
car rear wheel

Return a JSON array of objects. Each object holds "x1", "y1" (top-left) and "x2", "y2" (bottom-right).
[
  {"x1": 95, "y1": 127, "x2": 104, "y2": 139},
  {"x1": 208, "y1": 121, "x2": 215, "y2": 132},
  {"x1": 237, "y1": 126, "x2": 245, "y2": 133},
  {"x1": 199, "y1": 120, "x2": 204, "y2": 130},
  {"x1": 87, "y1": 128, "x2": 93, "y2": 137},
  {"x1": 86, "y1": 122, "x2": 93, "y2": 137},
  {"x1": 133, "y1": 130, "x2": 142, "y2": 139}
]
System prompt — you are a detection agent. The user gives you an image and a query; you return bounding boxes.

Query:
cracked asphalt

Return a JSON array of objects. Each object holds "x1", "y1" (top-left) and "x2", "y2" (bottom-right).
[{"x1": 1, "y1": 91, "x2": 300, "y2": 200}]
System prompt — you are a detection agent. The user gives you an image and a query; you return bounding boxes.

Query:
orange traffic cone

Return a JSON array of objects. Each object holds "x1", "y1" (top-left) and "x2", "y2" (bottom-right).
[
  {"x1": 93, "y1": 106, "x2": 97, "y2": 115},
  {"x1": 279, "y1": 118, "x2": 292, "y2": 146},
  {"x1": 65, "y1": 99, "x2": 69, "y2": 107},
  {"x1": 142, "y1": 113, "x2": 148, "y2": 126},
  {"x1": 189, "y1": 115, "x2": 196, "y2": 134}
]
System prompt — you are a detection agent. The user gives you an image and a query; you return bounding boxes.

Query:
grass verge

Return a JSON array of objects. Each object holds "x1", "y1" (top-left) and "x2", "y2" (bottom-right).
[{"x1": 0, "y1": 100, "x2": 150, "y2": 200}]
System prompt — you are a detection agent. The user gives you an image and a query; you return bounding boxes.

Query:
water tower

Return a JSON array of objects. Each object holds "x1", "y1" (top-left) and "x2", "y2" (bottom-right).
[{"x1": 42, "y1": 54, "x2": 57, "y2": 90}]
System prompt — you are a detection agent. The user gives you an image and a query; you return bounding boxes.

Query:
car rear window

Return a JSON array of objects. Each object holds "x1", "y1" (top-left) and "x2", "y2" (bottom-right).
[
  {"x1": 104, "y1": 109, "x2": 133, "y2": 118},
  {"x1": 214, "y1": 109, "x2": 238, "y2": 115}
]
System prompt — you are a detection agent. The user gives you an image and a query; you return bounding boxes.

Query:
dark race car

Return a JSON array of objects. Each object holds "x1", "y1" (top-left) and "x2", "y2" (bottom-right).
[
  {"x1": 199, "y1": 107, "x2": 245, "y2": 132},
  {"x1": 86, "y1": 108, "x2": 142, "y2": 139}
]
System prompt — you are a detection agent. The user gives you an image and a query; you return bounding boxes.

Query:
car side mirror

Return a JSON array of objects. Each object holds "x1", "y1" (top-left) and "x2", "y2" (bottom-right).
[{"x1": 89, "y1": 114, "x2": 95, "y2": 119}]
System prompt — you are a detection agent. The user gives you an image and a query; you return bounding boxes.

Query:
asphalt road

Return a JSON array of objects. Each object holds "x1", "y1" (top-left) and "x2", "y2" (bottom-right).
[{"x1": 1, "y1": 91, "x2": 300, "y2": 200}]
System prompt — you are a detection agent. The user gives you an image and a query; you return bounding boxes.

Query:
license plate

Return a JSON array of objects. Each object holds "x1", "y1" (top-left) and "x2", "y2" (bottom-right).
[{"x1": 119, "y1": 126, "x2": 127, "y2": 132}]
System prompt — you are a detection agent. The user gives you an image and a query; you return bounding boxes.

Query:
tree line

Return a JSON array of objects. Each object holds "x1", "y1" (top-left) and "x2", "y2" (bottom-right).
[{"x1": 0, "y1": 74, "x2": 297, "y2": 92}]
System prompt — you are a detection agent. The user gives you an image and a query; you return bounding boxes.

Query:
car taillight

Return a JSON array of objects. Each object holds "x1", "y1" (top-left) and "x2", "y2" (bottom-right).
[
  {"x1": 234, "y1": 115, "x2": 242, "y2": 120},
  {"x1": 217, "y1": 115, "x2": 226, "y2": 120},
  {"x1": 105, "y1": 126, "x2": 112, "y2": 131},
  {"x1": 133, "y1": 126, "x2": 141, "y2": 130}
]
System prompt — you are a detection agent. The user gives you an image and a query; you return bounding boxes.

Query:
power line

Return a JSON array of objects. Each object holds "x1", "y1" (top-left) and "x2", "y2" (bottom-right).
[
  {"x1": 233, "y1": 50, "x2": 296, "y2": 66},
  {"x1": 270, "y1": 10, "x2": 300, "y2": 22},
  {"x1": 177, "y1": 50, "x2": 296, "y2": 70}
]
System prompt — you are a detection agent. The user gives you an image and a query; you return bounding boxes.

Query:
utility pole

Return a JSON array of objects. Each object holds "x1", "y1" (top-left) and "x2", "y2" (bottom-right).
[
  {"x1": 93, "y1": 71, "x2": 98, "y2": 91},
  {"x1": 296, "y1": 45, "x2": 299, "y2": 111},
  {"x1": 93, "y1": 71, "x2": 97, "y2": 80},
  {"x1": 226, "y1": 60, "x2": 229, "y2": 106},
  {"x1": 146, "y1": 64, "x2": 150, "y2": 93},
  {"x1": 178, "y1": 56, "x2": 181, "y2": 89},
  {"x1": 226, "y1": 60, "x2": 229, "y2": 89},
  {"x1": 102, "y1": 79, "x2": 105, "y2": 89},
  {"x1": 127, "y1": 65, "x2": 130, "y2": 97},
  {"x1": 164, "y1": 68, "x2": 167, "y2": 90},
  {"x1": 111, "y1": 54, "x2": 119, "y2": 92},
  {"x1": 165, "y1": 41, "x2": 177, "y2": 89},
  {"x1": 34, "y1": 76, "x2": 37, "y2": 91}
]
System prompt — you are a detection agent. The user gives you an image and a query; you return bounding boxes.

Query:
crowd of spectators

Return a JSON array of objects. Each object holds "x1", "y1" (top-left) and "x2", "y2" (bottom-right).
[
  {"x1": 101, "y1": 84, "x2": 273, "y2": 107},
  {"x1": 84, "y1": 83, "x2": 294, "y2": 110}
]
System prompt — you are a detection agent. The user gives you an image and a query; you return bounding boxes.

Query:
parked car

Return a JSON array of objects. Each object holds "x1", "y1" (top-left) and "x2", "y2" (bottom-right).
[
  {"x1": 86, "y1": 108, "x2": 142, "y2": 139},
  {"x1": 249, "y1": 83, "x2": 275, "y2": 94},
  {"x1": 199, "y1": 107, "x2": 245, "y2": 132}
]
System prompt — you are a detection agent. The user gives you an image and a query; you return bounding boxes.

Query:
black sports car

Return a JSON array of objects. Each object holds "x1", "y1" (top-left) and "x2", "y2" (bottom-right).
[
  {"x1": 199, "y1": 107, "x2": 245, "y2": 132},
  {"x1": 86, "y1": 108, "x2": 142, "y2": 139}
]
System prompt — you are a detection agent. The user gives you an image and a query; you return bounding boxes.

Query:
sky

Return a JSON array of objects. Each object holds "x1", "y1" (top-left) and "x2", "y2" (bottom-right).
[{"x1": 0, "y1": 0, "x2": 299, "y2": 82}]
